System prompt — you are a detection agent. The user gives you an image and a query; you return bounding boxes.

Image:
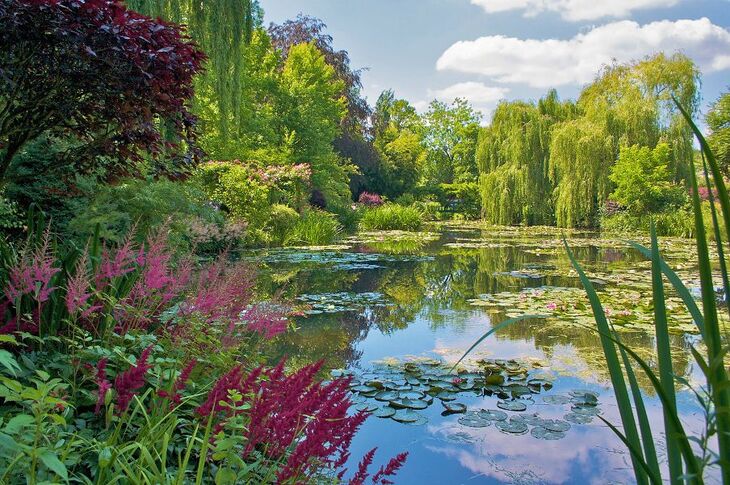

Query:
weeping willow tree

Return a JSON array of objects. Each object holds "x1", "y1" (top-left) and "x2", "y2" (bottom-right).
[
  {"x1": 477, "y1": 90, "x2": 576, "y2": 225},
  {"x1": 550, "y1": 53, "x2": 699, "y2": 228},
  {"x1": 126, "y1": 0, "x2": 258, "y2": 156}
]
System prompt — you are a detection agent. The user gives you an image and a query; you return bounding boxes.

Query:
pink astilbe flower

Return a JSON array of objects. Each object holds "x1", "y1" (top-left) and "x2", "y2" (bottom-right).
[
  {"x1": 95, "y1": 358, "x2": 112, "y2": 414},
  {"x1": 158, "y1": 358, "x2": 197, "y2": 405},
  {"x1": 65, "y1": 251, "x2": 99, "y2": 317},
  {"x1": 95, "y1": 232, "x2": 138, "y2": 289},
  {"x1": 182, "y1": 256, "x2": 256, "y2": 324},
  {"x1": 348, "y1": 448, "x2": 377, "y2": 485},
  {"x1": 195, "y1": 364, "x2": 263, "y2": 419},
  {"x1": 239, "y1": 302, "x2": 288, "y2": 340},
  {"x1": 371, "y1": 452, "x2": 409, "y2": 484},
  {"x1": 114, "y1": 345, "x2": 153, "y2": 413},
  {"x1": 358, "y1": 192, "x2": 384, "y2": 207},
  {"x1": 4, "y1": 231, "x2": 59, "y2": 303}
]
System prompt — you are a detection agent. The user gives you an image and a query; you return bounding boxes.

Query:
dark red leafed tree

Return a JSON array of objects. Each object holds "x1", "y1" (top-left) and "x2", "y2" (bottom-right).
[{"x1": 0, "y1": 0, "x2": 206, "y2": 180}]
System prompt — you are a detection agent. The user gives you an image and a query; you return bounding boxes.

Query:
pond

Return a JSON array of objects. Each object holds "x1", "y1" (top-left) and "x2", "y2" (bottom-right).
[{"x1": 253, "y1": 223, "x2": 717, "y2": 484}]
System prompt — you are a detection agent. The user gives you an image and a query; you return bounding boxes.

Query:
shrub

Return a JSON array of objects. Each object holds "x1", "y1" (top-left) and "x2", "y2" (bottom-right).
[
  {"x1": 358, "y1": 192, "x2": 384, "y2": 206},
  {"x1": 359, "y1": 204, "x2": 424, "y2": 231},
  {"x1": 439, "y1": 182, "x2": 481, "y2": 219},
  {"x1": 0, "y1": 0, "x2": 205, "y2": 181},
  {"x1": 267, "y1": 204, "x2": 301, "y2": 246},
  {"x1": 283, "y1": 210, "x2": 342, "y2": 246},
  {"x1": 67, "y1": 178, "x2": 223, "y2": 250}
]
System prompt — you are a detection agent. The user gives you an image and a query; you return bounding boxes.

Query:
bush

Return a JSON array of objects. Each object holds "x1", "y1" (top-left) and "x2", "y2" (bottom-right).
[
  {"x1": 283, "y1": 210, "x2": 343, "y2": 246},
  {"x1": 601, "y1": 210, "x2": 695, "y2": 238},
  {"x1": 67, "y1": 178, "x2": 224, "y2": 251},
  {"x1": 359, "y1": 203, "x2": 424, "y2": 231},
  {"x1": 439, "y1": 182, "x2": 481, "y2": 219},
  {"x1": 267, "y1": 204, "x2": 301, "y2": 246},
  {"x1": 358, "y1": 191, "x2": 384, "y2": 206}
]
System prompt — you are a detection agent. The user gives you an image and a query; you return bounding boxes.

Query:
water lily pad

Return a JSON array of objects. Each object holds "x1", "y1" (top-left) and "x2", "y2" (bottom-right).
[
  {"x1": 496, "y1": 419, "x2": 529, "y2": 435},
  {"x1": 478, "y1": 409, "x2": 508, "y2": 421},
  {"x1": 436, "y1": 391, "x2": 457, "y2": 401},
  {"x1": 458, "y1": 412, "x2": 492, "y2": 428},
  {"x1": 392, "y1": 409, "x2": 423, "y2": 423},
  {"x1": 542, "y1": 395, "x2": 571, "y2": 405},
  {"x1": 351, "y1": 385, "x2": 377, "y2": 394},
  {"x1": 390, "y1": 398, "x2": 428, "y2": 410},
  {"x1": 442, "y1": 402, "x2": 467, "y2": 414},
  {"x1": 564, "y1": 413, "x2": 594, "y2": 424},
  {"x1": 373, "y1": 406, "x2": 396, "y2": 418},
  {"x1": 399, "y1": 390, "x2": 425, "y2": 400},
  {"x1": 497, "y1": 400, "x2": 527, "y2": 412},
  {"x1": 541, "y1": 419, "x2": 571, "y2": 432},
  {"x1": 374, "y1": 391, "x2": 399, "y2": 402},
  {"x1": 571, "y1": 405, "x2": 601, "y2": 416},
  {"x1": 517, "y1": 414, "x2": 547, "y2": 427},
  {"x1": 531, "y1": 426, "x2": 567, "y2": 440},
  {"x1": 354, "y1": 403, "x2": 378, "y2": 412}
]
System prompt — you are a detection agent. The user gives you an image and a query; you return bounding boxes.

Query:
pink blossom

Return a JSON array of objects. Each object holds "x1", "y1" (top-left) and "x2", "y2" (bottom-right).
[
  {"x1": 546, "y1": 302, "x2": 557, "y2": 311},
  {"x1": 371, "y1": 452, "x2": 409, "y2": 484},
  {"x1": 114, "y1": 345, "x2": 153, "y2": 413},
  {"x1": 4, "y1": 232, "x2": 59, "y2": 303},
  {"x1": 95, "y1": 358, "x2": 111, "y2": 414}
]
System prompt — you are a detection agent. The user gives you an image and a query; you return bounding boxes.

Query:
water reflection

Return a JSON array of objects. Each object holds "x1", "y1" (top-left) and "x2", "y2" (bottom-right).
[{"x1": 256, "y1": 224, "x2": 710, "y2": 483}]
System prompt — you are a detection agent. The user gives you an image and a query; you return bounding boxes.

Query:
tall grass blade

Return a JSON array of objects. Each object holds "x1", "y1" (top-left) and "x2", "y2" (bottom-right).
[
  {"x1": 687, "y1": 135, "x2": 730, "y2": 483},
  {"x1": 614, "y1": 327, "x2": 661, "y2": 481},
  {"x1": 626, "y1": 241, "x2": 705, "y2": 337},
  {"x1": 701, "y1": 153, "x2": 730, "y2": 318},
  {"x1": 649, "y1": 224, "x2": 683, "y2": 482},
  {"x1": 563, "y1": 239, "x2": 648, "y2": 484}
]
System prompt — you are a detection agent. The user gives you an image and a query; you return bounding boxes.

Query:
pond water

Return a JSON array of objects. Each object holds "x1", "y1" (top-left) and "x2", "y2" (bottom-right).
[{"x1": 254, "y1": 223, "x2": 716, "y2": 484}]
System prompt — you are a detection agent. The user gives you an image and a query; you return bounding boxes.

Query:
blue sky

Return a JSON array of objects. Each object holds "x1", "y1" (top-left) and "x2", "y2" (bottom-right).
[{"x1": 261, "y1": 0, "x2": 730, "y2": 121}]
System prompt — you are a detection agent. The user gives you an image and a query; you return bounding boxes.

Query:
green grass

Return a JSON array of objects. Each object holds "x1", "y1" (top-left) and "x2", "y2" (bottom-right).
[
  {"x1": 282, "y1": 209, "x2": 342, "y2": 246},
  {"x1": 359, "y1": 203, "x2": 424, "y2": 231},
  {"x1": 455, "y1": 99, "x2": 730, "y2": 483}
]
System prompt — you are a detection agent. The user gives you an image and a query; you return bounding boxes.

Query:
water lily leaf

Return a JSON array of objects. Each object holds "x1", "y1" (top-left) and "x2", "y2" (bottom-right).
[
  {"x1": 374, "y1": 406, "x2": 396, "y2": 418},
  {"x1": 458, "y1": 412, "x2": 491, "y2": 428},
  {"x1": 564, "y1": 413, "x2": 594, "y2": 424},
  {"x1": 391, "y1": 409, "x2": 423, "y2": 423},
  {"x1": 354, "y1": 403, "x2": 378, "y2": 412},
  {"x1": 351, "y1": 385, "x2": 377, "y2": 394},
  {"x1": 541, "y1": 419, "x2": 571, "y2": 432},
  {"x1": 478, "y1": 409, "x2": 508, "y2": 421},
  {"x1": 436, "y1": 391, "x2": 457, "y2": 401},
  {"x1": 531, "y1": 427, "x2": 567, "y2": 440},
  {"x1": 374, "y1": 391, "x2": 399, "y2": 402},
  {"x1": 542, "y1": 395, "x2": 571, "y2": 405},
  {"x1": 497, "y1": 400, "x2": 527, "y2": 412},
  {"x1": 399, "y1": 390, "x2": 425, "y2": 400},
  {"x1": 571, "y1": 405, "x2": 601, "y2": 416},
  {"x1": 496, "y1": 419, "x2": 529, "y2": 435},
  {"x1": 442, "y1": 402, "x2": 467, "y2": 414}
]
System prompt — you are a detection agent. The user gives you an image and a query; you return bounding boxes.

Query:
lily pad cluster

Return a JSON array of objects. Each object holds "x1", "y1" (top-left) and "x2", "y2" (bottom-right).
[
  {"x1": 469, "y1": 285, "x2": 703, "y2": 334},
  {"x1": 254, "y1": 248, "x2": 433, "y2": 271},
  {"x1": 297, "y1": 292, "x2": 391, "y2": 314}
]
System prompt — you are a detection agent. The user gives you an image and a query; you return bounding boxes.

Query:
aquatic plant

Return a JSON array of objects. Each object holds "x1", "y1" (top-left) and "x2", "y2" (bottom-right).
[{"x1": 359, "y1": 204, "x2": 424, "y2": 231}]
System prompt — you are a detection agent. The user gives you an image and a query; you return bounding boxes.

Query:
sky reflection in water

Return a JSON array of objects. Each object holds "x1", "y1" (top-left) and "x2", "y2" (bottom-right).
[{"x1": 261, "y1": 225, "x2": 710, "y2": 484}]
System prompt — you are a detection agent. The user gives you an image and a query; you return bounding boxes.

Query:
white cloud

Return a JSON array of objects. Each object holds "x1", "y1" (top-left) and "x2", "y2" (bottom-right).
[
  {"x1": 429, "y1": 82, "x2": 509, "y2": 105},
  {"x1": 437, "y1": 18, "x2": 730, "y2": 88},
  {"x1": 470, "y1": 0, "x2": 682, "y2": 21}
]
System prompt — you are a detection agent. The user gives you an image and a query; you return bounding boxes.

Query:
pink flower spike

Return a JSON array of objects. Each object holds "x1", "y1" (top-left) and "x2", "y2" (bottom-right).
[{"x1": 114, "y1": 345, "x2": 154, "y2": 413}]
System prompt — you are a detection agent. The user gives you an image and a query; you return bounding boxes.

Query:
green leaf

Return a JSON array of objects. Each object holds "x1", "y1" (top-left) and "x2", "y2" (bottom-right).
[
  {"x1": 4, "y1": 414, "x2": 34, "y2": 434},
  {"x1": 38, "y1": 449, "x2": 68, "y2": 481},
  {"x1": 0, "y1": 350, "x2": 21, "y2": 376}
]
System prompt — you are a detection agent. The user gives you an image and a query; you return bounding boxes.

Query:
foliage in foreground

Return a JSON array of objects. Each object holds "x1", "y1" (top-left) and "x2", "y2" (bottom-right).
[{"x1": 0, "y1": 223, "x2": 406, "y2": 483}]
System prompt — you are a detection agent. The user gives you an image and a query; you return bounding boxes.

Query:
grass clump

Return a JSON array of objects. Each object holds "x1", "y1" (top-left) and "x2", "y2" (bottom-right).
[
  {"x1": 359, "y1": 203, "x2": 424, "y2": 231},
  {"x1": 283, "y1": 209, "x2": 342, "y2": 246}
]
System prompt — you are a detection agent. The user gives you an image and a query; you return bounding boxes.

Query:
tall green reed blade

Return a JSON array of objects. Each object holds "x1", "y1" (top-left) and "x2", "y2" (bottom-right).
[
  {"x1": 650, "y1": 224, "x2": 683, "y2": 482},
  {"x1": 686, "y1": 119, "x2": 730, "y2": 483},
  {"x1": 627, "y1": 242, "x2": 705, "y2": 338},
  {"x1": 701, "y1": 153, "x2": 730, "y2": 318},
  {"x1": 614, "y1": 326, "x2": 661, "y2": 481},
  {"x1": 564, "y1": 239, "x2": 648, "y2": 484},
  {"x1": 607, "y1": 332, "x2": 703, "y2": 481},
  {"x1": 450, "y1": 315, "x2": 544, "y2": 372}
]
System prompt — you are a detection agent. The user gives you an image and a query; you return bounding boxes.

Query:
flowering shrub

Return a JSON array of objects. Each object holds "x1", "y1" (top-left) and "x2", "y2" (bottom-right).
[
  {"x1": 358, "y1": 192, "x2": 384, "y2": 206},
  {"x1": 0, "y1": 225, "x2": 407, "y2": 483}
]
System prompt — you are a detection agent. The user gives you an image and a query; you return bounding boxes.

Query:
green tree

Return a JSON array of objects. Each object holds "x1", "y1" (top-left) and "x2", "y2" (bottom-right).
[
  {"x1": 477, "y1": 90, "x2": 576, "y2": 225},
  {"x1": 421, "y1": 99, "x2": 481, "y2": 187},
  {"x1": 706, "y1": 91, "x2": 730, "y2": 177},
  {"x1": 608, "y1": 143, "x2": 686, "y2": 215},
  {"x1": 280, "y1": 42, "x2": 350, "y2": 207},
  {"x1": 550, "y1": 53, "x2": 698, "y2": 227}
]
